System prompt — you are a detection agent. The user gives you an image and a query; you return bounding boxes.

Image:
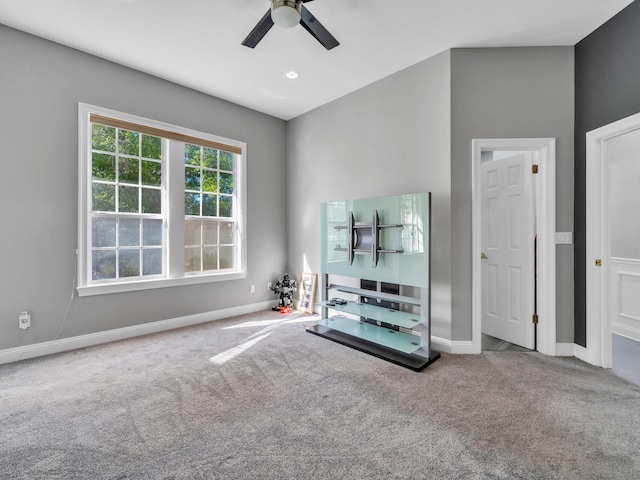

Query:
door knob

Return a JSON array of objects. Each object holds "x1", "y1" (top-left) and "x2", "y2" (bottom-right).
[{"x1": 481, "y1": 253, "x2": 488, "y2": 260}]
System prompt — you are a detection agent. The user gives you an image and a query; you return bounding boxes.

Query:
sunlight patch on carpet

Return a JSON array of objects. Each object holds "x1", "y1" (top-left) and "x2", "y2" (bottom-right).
[{"x1": 209, "y1": 333, "x2": 273, "y2": 365}]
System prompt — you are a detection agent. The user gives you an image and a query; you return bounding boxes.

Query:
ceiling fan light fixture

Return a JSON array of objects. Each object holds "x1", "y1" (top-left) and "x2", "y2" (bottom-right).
[{"x1": 271, "y1": 0, "x2": 301, "y2": 28}]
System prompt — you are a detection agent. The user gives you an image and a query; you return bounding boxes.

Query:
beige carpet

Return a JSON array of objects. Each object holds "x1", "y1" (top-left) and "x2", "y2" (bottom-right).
[{"x1": 1, "y1": 310, "x2": 639, "y2": 479}]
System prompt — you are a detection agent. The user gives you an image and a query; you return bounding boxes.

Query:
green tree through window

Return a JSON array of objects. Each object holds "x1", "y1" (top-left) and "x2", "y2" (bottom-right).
[{"x1": 79, "y1": 104, "x2": 246, "y2": 295}]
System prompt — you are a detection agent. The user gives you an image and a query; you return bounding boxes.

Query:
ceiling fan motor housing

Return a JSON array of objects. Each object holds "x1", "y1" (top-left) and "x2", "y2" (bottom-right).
[{"x1": 271, "y1": 0, "x2": 301, "y2": 28}]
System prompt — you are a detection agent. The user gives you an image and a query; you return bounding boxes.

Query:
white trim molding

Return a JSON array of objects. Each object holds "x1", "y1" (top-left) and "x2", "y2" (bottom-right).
[
  {"x1": 432, "y1": 336, "x2": 475, "y2": 354},
  {"x1": 586, "y1": 111, "x2": 640, "y2": 368},
  {"x1": 471, "y1": 138, "x2": 556, "y2": 356},
  {"x1": 555, "y1": 343, "x2": 576, "y2": 357},
  {"x1": 0, "y1": 301, "x2": 273, "y2": 366}
]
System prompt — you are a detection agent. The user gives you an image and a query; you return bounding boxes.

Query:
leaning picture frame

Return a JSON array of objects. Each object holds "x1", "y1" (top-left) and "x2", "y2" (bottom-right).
[{"x1": 297, "y1": 272, "x2": 317, "y2": 314}]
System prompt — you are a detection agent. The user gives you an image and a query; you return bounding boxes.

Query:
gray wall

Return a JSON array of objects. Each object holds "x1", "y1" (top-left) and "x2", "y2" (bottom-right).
[
  {"x1": 286, "y1": 51, "x2": 453, "y2": 339},
  {"x1": 287, "y1": 47, "x2": 575, "y2": 344},
  {"x1": 0, "y1": 24, "x2": 287, "y2": 350},
  {"x1": 450, "y1": 47, "x2": 575, "y2": 342}
]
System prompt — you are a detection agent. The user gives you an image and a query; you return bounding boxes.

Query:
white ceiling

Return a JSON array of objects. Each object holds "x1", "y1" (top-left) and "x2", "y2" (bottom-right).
[{"x1": 0, "y1": 0, "x2": 634, "y2": 120}]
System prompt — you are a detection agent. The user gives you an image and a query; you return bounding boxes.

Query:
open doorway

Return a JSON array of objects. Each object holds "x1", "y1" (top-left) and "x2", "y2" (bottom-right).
[
  {"x1": 585, "y1": 113, "x2": 640, "y2": 384},
  {"x1": 472, "y1": 138, "x2": 557, "y2": 355}
]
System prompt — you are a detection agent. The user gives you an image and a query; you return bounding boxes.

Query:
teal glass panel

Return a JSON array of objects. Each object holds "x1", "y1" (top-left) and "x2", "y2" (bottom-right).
[
  {"x1": 317, "y1": 301, "x2": 421, "y2": 329},
  {"x1": 318, "y1": 316, "x2": 421, "y2": 354},
  {"x1": 321, "y1": 193, "x2": 430, "y2": 288}
]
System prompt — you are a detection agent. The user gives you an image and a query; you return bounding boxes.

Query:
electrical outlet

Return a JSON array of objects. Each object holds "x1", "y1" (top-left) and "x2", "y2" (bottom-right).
[
  {"x1": 19, "y1": 311, "x2": 30, "y2": 329},
  {"x1": 250, "y1": 284, "x2": 255, "y2": 293},
  {"x1": 268, "y1": 281, "x2": 273, "y2": 290}
]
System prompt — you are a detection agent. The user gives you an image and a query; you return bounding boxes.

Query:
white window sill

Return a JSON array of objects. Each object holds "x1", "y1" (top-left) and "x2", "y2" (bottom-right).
[{"x1": 77, "y1": 271, "x2": 247, "y2": 297}]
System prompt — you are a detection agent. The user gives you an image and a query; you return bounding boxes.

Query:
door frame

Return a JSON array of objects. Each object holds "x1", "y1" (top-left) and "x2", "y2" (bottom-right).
[
  {"x1": 471, "y1": 138, "x2": 556, "y2": 355},
  {"x1": 585, "y1": 112, "x2": 640, "y2": 368}
]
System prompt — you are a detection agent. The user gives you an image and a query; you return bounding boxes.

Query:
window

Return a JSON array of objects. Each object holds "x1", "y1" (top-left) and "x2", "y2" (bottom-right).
[{"x1": 78, "y1": 104, "x2": 246, "y2": 296}]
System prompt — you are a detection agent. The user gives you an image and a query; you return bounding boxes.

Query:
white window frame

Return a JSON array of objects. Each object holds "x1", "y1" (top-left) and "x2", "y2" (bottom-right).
[{"x1": 77, "y1": 103, "x2": 247, "y2": 296}]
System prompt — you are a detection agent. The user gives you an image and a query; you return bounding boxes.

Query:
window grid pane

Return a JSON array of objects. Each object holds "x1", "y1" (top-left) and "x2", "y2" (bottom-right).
[
  {"x1": 90, "y1": 121, "x2": 164, "y2": 282},
  {"x1": 183, "y1": 219, "x2": 235, "y2": 273},
  {"x1": 84, "y1": 109, "x2": 243, "y2": 290},
  {"x1": 91, "y1": 215, "x2": 165, "y2": 281},
  {"x1": 184, "y1": 144, "x2": 235, "y2": 220}
]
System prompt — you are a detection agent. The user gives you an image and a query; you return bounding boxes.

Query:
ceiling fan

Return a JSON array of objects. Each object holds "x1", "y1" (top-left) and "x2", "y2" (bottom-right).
[{"x1": 242, "y1": 0, "x2": 340, "y2": 50}]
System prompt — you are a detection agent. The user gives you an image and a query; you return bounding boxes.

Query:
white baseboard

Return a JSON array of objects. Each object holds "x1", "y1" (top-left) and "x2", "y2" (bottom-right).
[
  {"x1": 555, "y1": 343, "x2": 576, "y2": 356},
  {"x1": 432, "y1": 336, "x2": 476, "y2": 354},
  {"x1": 612, "y1": 321, "x2": 640, "y2": 344},
  {"x1": 0, "y1": 300, "x2": 273, "y2": 366},
  {"x1": 573, "y1": 343, "x2": 596, "y2": 365},
  {"x1": 435, "y1": 339, "x2": 585, "y2": 357}
]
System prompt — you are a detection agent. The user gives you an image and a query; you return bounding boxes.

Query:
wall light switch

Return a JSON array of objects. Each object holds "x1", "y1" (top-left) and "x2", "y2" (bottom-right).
[{"x1": 555, "y1": 232, "x2": 573, "y2": 244}]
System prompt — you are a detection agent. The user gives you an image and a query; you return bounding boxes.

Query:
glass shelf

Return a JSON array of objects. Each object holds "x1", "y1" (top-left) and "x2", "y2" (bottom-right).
[
  {"x1": 318, "y1": 300, "x2": 422, "y2": 329},
  {"x1": 316, "y1": 316, "x2": 421, "y2": 354},
  {"x1": 328, "y1": 284, "x2": 421, "y2": 306}
]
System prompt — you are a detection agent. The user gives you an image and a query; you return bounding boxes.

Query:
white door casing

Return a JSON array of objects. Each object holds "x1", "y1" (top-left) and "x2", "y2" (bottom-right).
[
  {"x1": 481, "y1": 152, "x2": 535, "y2": 349},
  {"x1": 472, "y1": 138, "x2": 556, "y2": 355},
  {"x1": 585, "y1": 115, "x2": 640, "y2": 368}
]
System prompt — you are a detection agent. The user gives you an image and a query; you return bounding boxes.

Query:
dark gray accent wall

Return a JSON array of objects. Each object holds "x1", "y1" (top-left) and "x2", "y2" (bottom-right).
[
  {"x1": 574, "y1": 0, "x2": 640, "y2": 346},
  {"x1": 0, "y1": 24, "x2": 287, "y2": 351},
  {"x1": 451, "y1": 47, "x2": 575, "y2": 342}
]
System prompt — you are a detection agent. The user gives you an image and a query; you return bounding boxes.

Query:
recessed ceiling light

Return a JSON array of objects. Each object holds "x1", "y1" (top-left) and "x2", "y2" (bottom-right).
[{"x1": 285, "y1": 71, "x2": 299, "y2": 80}]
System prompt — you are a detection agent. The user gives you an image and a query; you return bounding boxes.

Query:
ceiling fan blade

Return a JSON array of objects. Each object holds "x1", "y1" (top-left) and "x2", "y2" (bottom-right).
[
  {"x1": 300, "y1": 4, "x2": 339, "y2": 50},
  {"x1": 301, "y1": 0, "x2": 315, "y2": 2},
  {"x1": 242, "y1": 9, "x2": 274, "y2": 48}
]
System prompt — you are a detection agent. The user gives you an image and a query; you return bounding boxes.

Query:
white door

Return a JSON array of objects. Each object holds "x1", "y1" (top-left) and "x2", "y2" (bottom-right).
[
  {"x1": 604, "y1": 129, "x2": 640, "y2": 362},
  {"x1": 481, "y1": 152, "x2": 535, "y2": 349}
]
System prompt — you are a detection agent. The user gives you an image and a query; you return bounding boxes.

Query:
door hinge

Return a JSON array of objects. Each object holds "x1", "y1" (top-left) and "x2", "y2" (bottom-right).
[
  {"x1": 595, "y1": 259, "x2": 602, "y2": 267},
  {"x1": 532, "y1": 314, "x2": 539, "y2": 324},
  {"x1": 532, "y1": 165, "x2": 539, "y2": 174}
]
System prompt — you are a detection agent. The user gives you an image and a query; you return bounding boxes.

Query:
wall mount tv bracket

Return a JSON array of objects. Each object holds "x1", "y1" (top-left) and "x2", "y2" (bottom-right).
[{"x1": 333, "y1": 210, "x2": 404, "y2": 267}]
